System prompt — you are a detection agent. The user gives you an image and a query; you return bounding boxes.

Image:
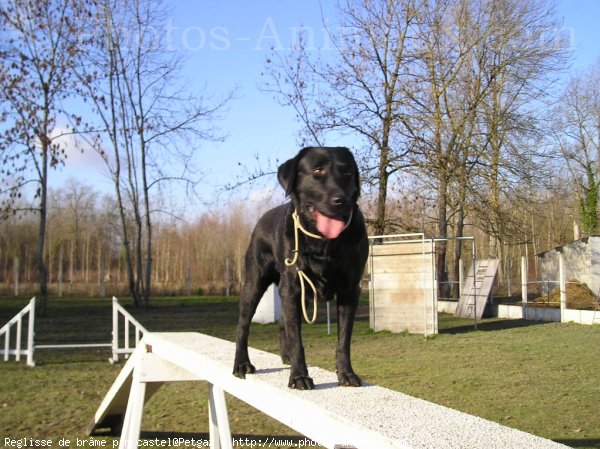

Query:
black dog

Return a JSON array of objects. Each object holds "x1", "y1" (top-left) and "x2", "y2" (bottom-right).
[{"x1": 233, "y1": 146, "x2": 368, "y2": 390}]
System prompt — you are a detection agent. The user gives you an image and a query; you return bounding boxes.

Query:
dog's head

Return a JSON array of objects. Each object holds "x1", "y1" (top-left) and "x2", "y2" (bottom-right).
[{"x1": 277, "y1": 146, "x2": 360, "y2": 239}]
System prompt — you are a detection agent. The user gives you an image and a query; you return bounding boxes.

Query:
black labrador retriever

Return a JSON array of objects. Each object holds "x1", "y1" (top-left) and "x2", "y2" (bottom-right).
[{"x1": 233, "y1": 146, "x2": 368, "y2": 390}]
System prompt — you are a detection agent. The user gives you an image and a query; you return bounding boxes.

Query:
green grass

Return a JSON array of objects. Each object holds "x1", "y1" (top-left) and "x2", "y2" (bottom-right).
[{"x1": 1, "y1": 296, "x2": 599, "y2": 449}]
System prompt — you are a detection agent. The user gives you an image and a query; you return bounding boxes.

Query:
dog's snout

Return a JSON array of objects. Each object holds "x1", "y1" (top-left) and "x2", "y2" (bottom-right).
[{"x1": 330, "y1": 195, "x2": 347, "y2": 208}]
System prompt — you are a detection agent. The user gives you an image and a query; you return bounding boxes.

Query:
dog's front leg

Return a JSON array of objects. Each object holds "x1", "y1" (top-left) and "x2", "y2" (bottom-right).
[
  {"x1": 233, "y1": 313, "x2": 256, "y2": 379},
  {"x1": 233, "y1": 278, "x2": 270, "y2": 378},
  {"x1": 336, "y1": 287, "x2": 362, "y2": 387},
  {"x1": 280, "y1": 278, "x2": 314, "y2": 390}
]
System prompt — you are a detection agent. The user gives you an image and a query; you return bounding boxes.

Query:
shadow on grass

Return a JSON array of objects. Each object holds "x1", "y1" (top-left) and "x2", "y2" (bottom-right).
[
  {"x1": 553, "y1": 438, "x2": 600, "y2": 449},
  {"x1": 440, "y1": 318, "x2": 548, "y2": 334},
  {"x1": 32, "y1": 350, "x2": 115, "y2": 366}
]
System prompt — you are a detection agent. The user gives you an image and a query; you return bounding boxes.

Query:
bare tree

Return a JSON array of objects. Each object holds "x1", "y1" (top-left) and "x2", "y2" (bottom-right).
[
  {"x1": 0, "y1": 0, "x2": 91, "y2": 314},
  {"x1": 263, "y1": 0, "x2": 423, "y2": 235},
  {"x1": 347, "y1": 0, "x2": 567, "y2": 296},
  {"x1": 404, "y1": 0, "x2": 494, "y2": 296},
  {"x1": 405, "y1": 0, "x2": 569, "y2": 295},
  {"x1": 553, "y1": 59, "x2": 600, "y2": 236},
  {"x1": 265, "y1": 0, "x2": 570, "y2": 299},
  {"x1": 77, "y1": 0, "x2": 231, "y2": 306},
  {"x1": 469, "y1": 0, "x2": 570, "y2": 259}
]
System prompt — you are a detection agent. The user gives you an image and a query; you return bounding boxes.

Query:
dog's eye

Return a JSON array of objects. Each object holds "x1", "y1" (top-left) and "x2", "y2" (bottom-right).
[{"x1": 313, "y1": 168, "x2": 326, "y2": 177}]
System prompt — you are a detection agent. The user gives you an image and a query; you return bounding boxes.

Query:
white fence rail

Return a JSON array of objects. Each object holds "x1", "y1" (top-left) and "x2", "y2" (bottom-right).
[
  {"x1": 0, "y1": 297, "x2": 35, "y2": 366},
  {"x1": 0, "y1": 296, "x2": 147, "y2": 366},
  {"x1": 110, "y1": 296, "x2": 147, "y2": 363}
]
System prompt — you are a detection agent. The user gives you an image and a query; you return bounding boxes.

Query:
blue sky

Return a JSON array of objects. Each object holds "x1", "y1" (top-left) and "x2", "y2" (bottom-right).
[
  {"x1": 55, "y1": 0, "x2": 600, "y2": 216},
  {"x1": 170, "y1": 0, "x2": 338, "y2": 199}
]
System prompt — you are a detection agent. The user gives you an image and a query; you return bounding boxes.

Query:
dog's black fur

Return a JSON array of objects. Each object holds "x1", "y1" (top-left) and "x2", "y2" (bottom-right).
[{"x1": 233, "y1": 146, "x2": 368, "y2": 390}]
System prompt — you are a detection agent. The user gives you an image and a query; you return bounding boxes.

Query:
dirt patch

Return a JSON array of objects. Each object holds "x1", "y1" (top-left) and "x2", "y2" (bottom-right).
[{"x1": 531, "y1": 279, "x2": 599, "y2": 310}]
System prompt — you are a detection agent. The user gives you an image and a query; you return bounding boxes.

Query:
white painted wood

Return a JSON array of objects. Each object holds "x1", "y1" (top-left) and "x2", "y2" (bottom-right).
[
  {"x1": 16, "y1": 316, "x2": 22, "y2": 362},
  {"x1": 455, "y1": 259, "x2": 500, "y2": 319},
  {"x1": 138, "y1": 351, "x2": 200, "y2": 383},
  {"x1": 90, "y1": 332, "x2": 569, "y2": 449},
  {"x1": 112, "y1": 297, "x2": 119, "y2": 362},
  {"x1": 120, "y1": 365, "x2": 146, "y2": 449},
  {"x1": 26, "y1": 298, "x2": 35, "y2": 367},
  {"x1": 3, "y1": 328, "x2": 9, "y2": 362},
  {"x1": 521, "y1": 256, "x2": 528, "y2": 305},
  {"x1": 88, "y1": 346, "x2": 142, "y2": 435},
  {"x1": 559, "y1": 253, "x2": 567, "y2": 320},
  {"x1": 2, "y1": 297, "x2": 148, "y2": 367},
  {"x1": 36, "y1": 343, "x2": 112, "y2": 349},
  {"x1": 0, "y1": 297, "x2": 35, "y2": 366},
  {"x1": 111, "y1": 296, "x2": 148, "y2": 363},
  {"x1": 208, "y1": 384, "x2": 233, "y2": 449},
  {"x1": 208, "y1": 384, "x2": 220, "y2": 449}
]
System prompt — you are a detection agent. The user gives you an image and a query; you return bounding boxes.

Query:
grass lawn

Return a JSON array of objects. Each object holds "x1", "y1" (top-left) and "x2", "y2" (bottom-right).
[{"x1": 0, "y1": 295, "x2": 599, "y2": 449}]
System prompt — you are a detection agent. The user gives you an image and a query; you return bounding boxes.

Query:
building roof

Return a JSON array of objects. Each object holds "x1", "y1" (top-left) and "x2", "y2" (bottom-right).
[{"x1": 536, "y1": 236, "x2": 600, "y2": 257}]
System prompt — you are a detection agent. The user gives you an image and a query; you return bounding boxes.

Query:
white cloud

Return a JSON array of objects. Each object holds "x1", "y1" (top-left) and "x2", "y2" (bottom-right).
[{"x1": 49, "y1": 127, "x2": 106, "y2": 169}]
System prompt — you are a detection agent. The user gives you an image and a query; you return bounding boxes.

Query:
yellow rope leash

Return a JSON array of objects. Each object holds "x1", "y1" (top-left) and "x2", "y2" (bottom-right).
[{"x1": 285, "y1": 209, "x2": 322, "y2": 324}]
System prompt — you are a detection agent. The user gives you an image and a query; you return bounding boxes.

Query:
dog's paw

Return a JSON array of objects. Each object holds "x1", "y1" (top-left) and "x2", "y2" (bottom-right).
[
  {"x1": 233, "y1": 362, "x2": 256, "y2": 379},
  {"x1": 288, "y1": 375, "x2": 315, "y2": 390},
  {"x1": 337, "y1": 371, "x2": 362, "y2": 387}
]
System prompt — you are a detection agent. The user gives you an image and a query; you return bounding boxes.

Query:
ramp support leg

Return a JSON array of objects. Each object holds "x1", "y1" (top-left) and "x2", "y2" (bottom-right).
[
  {"x1": 208, "y1": 383, "x2": 232, "y2": 449},
  {"x1": 99, "y1": 345, "x2": 233, "y2": 449},
  {"x1": 119, "y1": 365, "x2": 146, "y2": 449}
]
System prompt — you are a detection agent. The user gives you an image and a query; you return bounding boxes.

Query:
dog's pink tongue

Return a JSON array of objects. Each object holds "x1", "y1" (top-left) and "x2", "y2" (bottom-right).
[{"x1": 315, "y1": 212, "x2": 345, "y2": 239}]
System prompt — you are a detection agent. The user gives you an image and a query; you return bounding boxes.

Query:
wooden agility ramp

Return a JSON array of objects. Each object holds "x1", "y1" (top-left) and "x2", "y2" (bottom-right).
[
  {"x1": 89, "y1": 332, "x2": 568, "y2": 449},
  {"x1": 455, "y1": 259, "x2": 500, "y2": 319}
]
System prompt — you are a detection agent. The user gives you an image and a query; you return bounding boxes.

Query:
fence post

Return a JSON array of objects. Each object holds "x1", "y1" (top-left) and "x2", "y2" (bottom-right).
[
  {"x1": 14, "y1": 256, "x2": 19, "y2": 297},
  {"x1": 458, "y1": 258, "x2": 464, "y2": 297},
  {"x1": 27, "y1": 298, "x2": 35, "y2": 367},
  {"x1": 58, "y1": 253, "x2": 64, "y2": 297},
  {"x1": 225, "y1": 258, "x2": 231, "y2": 297},
  {"x1": 186, "y1": 262, "x2": 192, "y2": 296},
  {"x1": 112, "y1": 297, "x2": 119, "y2": 363},
  {"x1": 559, "y1": 253, "x2": 566, "y2": 322},
  {"x1": 16, "y1": 313, "x2": 22, "y2": 362},
  {"x1": 521, "y1": 257, "x2": 528, "y2": 320},
  {"x1": 3, "y1": 325, "x2": 8, "y2": 362}
]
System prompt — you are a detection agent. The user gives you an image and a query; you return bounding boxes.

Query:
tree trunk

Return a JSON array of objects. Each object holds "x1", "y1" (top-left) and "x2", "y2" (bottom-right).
[
  {"x1": 437, "y1": 176, "x2": 450, "y2": 300},
  {"x1": 36, "y1": 130, "x2": 49, "y2": 316},
  {"x1": 452, "y1": 205, "x2": 465, "y2": 300}
]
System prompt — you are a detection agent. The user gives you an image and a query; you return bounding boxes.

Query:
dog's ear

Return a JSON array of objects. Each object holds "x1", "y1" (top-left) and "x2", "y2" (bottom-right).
[
  {"x1": 277, "y1": 147, "x2": 311, "y2": 196},
  {"x1": 339, "y1": 147, "x2": 361, "y2": 202},
  {"x1": 277, "y1": 158, "x2": 297, "y2": 196},
  {"x1": 353, "y1": 160, "x2": 361, "y2": 202}
]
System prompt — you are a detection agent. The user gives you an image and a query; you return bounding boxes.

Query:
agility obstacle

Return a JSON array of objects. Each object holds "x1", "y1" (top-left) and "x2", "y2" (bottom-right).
[
  {"x1": 89, "y1": 332, "x2": 568, "y2": 449},
  {"x1": 0, "y1": 297, "x2": 35, "y2": 366},
  {"x1": 0, "y1": 297, "x2": 146, "y2": 366}
]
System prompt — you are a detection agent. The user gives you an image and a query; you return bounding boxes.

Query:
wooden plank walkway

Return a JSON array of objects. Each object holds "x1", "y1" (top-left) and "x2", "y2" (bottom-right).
[{"x1": 89, "y1": 332, "x2": 568, "y2": 449}]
